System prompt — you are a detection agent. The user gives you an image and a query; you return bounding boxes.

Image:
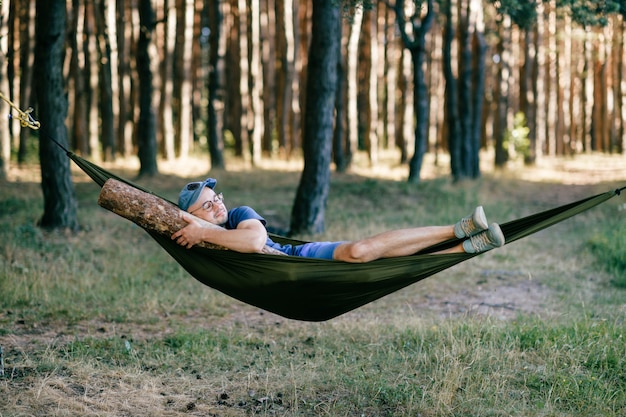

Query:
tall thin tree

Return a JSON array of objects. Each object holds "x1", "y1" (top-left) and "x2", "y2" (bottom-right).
[
  {"x1": 136, "y1": 0, "x2": 158, "y2": 176},
  {"x1": 173, "y1": 0, "x2": 194, "y2": 157},
  {"x1": 17, "y1": 0, "x2": 35, "y2": 165},
  {"x1": 95, "y1": 0, "x2": 115, "y2": 161},
  {"x1": 393, "y1": 0, "x2": 435, "y2": 183},
  {"x1": 35, "y1": 0, "x2": 79, "y2": 231},
  {"x1": 207, "y1": 0, "x2": 225, "y2": 168},
  {"x1": 0, "y1": 0, "x2": 8, "y2": 180},
  {"x1": 116, "y1": 0, "x2": 133, "y2": 155},
  {"x1": 442, "y1": 0, "x2": 463, "y2": 178},
  {"x1": 290, "y1": 0, "x2": 340, "y2": 235}
]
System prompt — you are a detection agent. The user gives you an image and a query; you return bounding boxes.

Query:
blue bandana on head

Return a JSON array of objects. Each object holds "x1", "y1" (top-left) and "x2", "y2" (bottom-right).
[{"x1": 178, "y1": 178, "x2": 217, "y2": 211}]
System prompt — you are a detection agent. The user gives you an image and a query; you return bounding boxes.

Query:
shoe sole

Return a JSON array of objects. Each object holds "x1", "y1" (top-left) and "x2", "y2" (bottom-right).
[
  {"x1": 474, "y1": 206, "x2": 488, "y2": 232},
  {"x1": 488, "y1": 223, "x2": 505, "y2": 247}
]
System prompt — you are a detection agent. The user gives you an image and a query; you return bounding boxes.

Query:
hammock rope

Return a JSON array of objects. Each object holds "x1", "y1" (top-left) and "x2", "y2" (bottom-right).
[
  {"x1": 0, "y1": 91, "x2": 41, "y2": 130},
  {"x1": 58, "y1": 150, "x2": 625, "y2": 321}
]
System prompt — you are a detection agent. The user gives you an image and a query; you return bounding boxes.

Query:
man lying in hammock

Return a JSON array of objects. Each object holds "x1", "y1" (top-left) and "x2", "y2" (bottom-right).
[{"x1": 171, "y1": 178, "x2": 505, "y2": 262}]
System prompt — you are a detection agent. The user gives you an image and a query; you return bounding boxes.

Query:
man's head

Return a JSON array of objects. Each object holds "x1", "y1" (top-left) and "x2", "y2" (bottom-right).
[
  {"x1": 178, "y1": 178, "x2": 217, "y2": 210},
  {"x1": 178, "y1": 178, "x2": 227, "y2": 224}
]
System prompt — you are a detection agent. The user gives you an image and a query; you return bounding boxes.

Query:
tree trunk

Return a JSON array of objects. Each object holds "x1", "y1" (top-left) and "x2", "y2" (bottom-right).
[
  {"x1": 157, "y1": 0, "x2": 175, "y2": 160},
  {"x1": 520, "y1": 25, "x2": 538, "y2": 165},
  {"x1": 173, "y1": 0, "x2": 194, "y2": 158},
  {"x1": 618, "y1": 17, "x2": 625, "y2": 154},
  {"x1": 469, "y1": 1, "x2": 486, "y2": 176},
  {"x1": 290, "y1": 0, "x2": 339, "y2": 235},
  {"x1": 609, "y1": 18, "x2": 620, "y2": 153},
  {"x1": 407, "y1": 45, "x2": 428, "y2": 183},
  {"x1": 207, "y1": 0, "x2": 225, "y2": 169},
  {"x1": 0, "y1": 0, "x2": 9, "y2": 180},
  {"x1": 6, "y1": 0, "x2": 16, "y2": 149},
  {"x1": 592, "y1": 27, "x2": 609, "y2": 153},
  {"x1": 136, "y1": 0, "x2": 158, "y2": 177},
  {"x1": 261, "y1": 0, "x2": 275, "y2": 156},
  {"x1": 224, "y1": 0, "x2": 242, "y2": 157},
  {"x1": 191, "y1": 0, "x2": 204, "y2": 149},
  {"x1": 85, "y1": 1, "x2": 100, "y2": 159},
  {"x1": 35, "y1": 0, "x2": 79, "y2": 231},
  {"x1": 346, "y1": 7, "x2": 362, "y2": 168},
  {"x1": 333, "y1": 15, "x2": 347, "y2": 172},
  {"x1": 274, "y1": 0, "x2": 295, "y2": 157},
  {"x1": 381, "y1": 6, "x2": 390, "y2": 150},
  {"x1": 442, "y1": 0, "x2": 462, "y2": 179},
  {"x1": 545, "y1": 0, "x2": 552, "y2": 155},
  {"x1": 393, "y1": 0, "x2": 434, "y2": 183},
  {"x1": 17, "y1": 0, "x2": 35, "y2": 165},
  {"x1": 534, "y1": 2, "x2": 546, "y2": 160},
  {"x1": 382, "y1": 5, "x2": 397, "y2": 152},
  {"x1": 249, "y1": 0, "x2": 263, "y2": 165},
  {"x1": 68, "y1": 0, "x2": 88, "y2": 155},
  {"x1": 367, "y1": 8, "x2": 379, "y2": 165},
  {"x1": 95, "y1": 0, "x2": 116, "y2": 161},
  {"x1": 98, "y1": 179, "x2": 285, "y2": 255},
  {"x1": 395, "y1": 46, "x2": 408, "y2": 164},
  {"x1": 294, "y1": 0, "x2": 309, "y2": 154},
  {"x1": 357, "y1": 10, "x2": 374, "y2": 163},
  {"x1": 493, "y1": 15, "x2": 511, "y2": 167},
  {"x1": 236, "y1": 0, "x2": 250, "y2": 161},
  {"x1": 116, "y1": 0, "x2": 133, "y2": 156},
  {"x1": 458, "y1": 0, "x2": 473, "y2": 178},
  {"x1": 581, "y1": 30, "x2": 592, "y2": 152},
  {"x1": 558, "y1": 15, "x2": 571, "y2": 155}
]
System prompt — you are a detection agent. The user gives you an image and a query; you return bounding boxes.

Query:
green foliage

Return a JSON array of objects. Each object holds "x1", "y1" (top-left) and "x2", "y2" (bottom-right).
[
  {"x1": 489, "y1": 0, "x2": 539, "y2": 30},
  {"x1": 558, "y1": 0, "x2": 620, "y2": 27},
  {"x1": 490, "y1": 0, "x2": 623, "y2": 29},
  {"x1": 587, "y1": 217, "x2": 626, "y2": 287},
  {"x1": 504, "y1": 112, "x2": 531, "y2": 161}
]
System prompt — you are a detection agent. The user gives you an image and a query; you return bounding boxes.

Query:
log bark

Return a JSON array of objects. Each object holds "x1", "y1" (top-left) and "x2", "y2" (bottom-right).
[{"x1": 98, "y1": 178, "x2": 286, "y2": 255}]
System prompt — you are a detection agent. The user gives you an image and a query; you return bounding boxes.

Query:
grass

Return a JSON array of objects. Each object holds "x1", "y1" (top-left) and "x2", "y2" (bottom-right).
[
  {"x1": 1, "y1": 154, "x2": 625, "y2": 416},
  {"x1": 588, "y1": 218, "x2": 626, "y2": 288}
]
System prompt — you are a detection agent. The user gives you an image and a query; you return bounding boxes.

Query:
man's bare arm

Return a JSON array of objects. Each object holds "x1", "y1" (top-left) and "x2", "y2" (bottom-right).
[{"x1": 172, "y1": 213, "x2": 268, "y2": 253}]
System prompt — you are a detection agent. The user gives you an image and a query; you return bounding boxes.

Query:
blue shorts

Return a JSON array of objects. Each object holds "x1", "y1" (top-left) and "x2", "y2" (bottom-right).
[{"x1": 293, "y1": 241, "x2": 344, "y2": 260}]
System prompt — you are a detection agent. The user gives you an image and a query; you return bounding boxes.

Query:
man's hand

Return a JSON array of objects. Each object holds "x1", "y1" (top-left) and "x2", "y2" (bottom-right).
[
  {"x1": 171, "y1": 212, "x2": 267, "y2": 253},
  {"x1": 171, "y1": 212, "x2": 205, "y2": 249}
]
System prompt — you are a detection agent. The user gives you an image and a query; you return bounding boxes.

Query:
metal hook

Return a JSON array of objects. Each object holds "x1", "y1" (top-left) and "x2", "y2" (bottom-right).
[{"x1": 0, "y1": 91, "x2": 41, "y2": 130}]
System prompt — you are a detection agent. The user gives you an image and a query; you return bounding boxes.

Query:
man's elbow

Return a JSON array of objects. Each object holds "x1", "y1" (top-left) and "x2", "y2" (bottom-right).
[{"x1": 251, "y1": 235, "x2": 267, "y2": 253}]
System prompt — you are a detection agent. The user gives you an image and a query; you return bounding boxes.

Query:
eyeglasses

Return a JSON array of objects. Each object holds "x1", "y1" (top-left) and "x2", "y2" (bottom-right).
[{"x1": 190, "y1": 193, "x2": 224, "y2": 213}]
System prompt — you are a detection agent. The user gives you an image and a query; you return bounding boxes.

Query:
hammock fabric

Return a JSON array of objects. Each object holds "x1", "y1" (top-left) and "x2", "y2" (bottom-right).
[{"x1": 68, "y1": 152, "x2": 624, "y2": 321}]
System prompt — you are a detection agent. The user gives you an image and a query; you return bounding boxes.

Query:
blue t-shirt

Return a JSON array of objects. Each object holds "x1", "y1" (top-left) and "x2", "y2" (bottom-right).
[{"x1": 224, "y1": 206, "x2": 342, "y2": 259}]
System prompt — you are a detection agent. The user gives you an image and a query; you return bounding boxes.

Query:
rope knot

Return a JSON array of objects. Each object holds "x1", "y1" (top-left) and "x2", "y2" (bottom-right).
[{"x1": 0, "y1": 92, "x2": 40, "y2": 130}]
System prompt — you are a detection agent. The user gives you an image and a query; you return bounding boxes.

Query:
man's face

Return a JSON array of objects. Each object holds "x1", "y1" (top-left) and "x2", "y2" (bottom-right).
[{"x1": 187, "y1": 187, "x2": 228, "y2": 225}]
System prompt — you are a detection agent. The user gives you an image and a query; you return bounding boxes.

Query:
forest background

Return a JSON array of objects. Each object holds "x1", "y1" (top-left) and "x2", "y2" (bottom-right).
[{"x1": 0, "y1": 0, "x2": 625, "y2": 234}]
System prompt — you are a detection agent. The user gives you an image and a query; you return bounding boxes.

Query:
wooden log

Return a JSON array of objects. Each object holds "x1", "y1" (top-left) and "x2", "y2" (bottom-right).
[{"x1": 97, "y1": 178, "x2": 286, "y2": 255}]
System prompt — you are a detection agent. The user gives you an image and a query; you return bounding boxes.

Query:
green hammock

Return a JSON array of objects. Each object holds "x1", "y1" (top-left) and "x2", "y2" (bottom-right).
[{"x1": 68, "y1": 152, "x2": 624, "y2": 322}]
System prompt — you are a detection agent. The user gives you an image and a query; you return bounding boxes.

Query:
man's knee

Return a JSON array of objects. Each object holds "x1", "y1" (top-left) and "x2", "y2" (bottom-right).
[{"x1": 334, "y1": 241, "x2": 372, "y2": 263}]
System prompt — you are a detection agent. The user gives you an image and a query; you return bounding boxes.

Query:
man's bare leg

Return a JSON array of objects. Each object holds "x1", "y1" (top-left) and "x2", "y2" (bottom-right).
[
  {"x1": 333, "y1": 225, "x2": 460, "y2": 263},
  {"x1": 331, "y1": 207, "x2": 504, "y2": 262}
]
